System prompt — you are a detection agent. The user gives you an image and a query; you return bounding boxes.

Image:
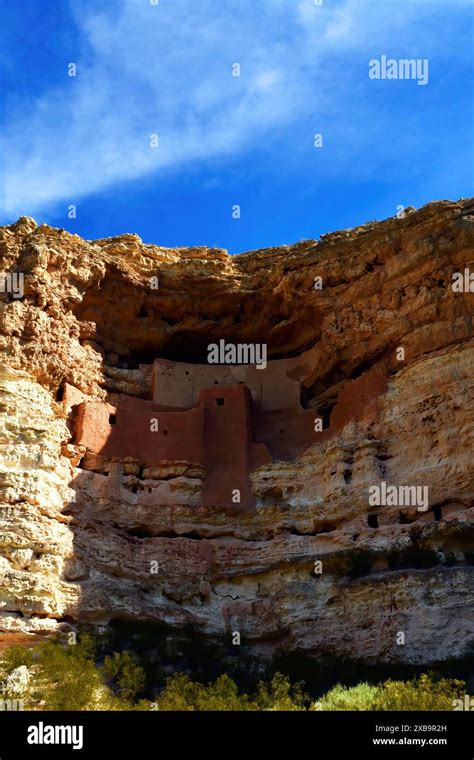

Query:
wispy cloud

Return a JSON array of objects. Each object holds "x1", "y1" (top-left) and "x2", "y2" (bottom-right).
[{"x1": 0, "y1": 0, "x2": 471, "y2": 219}]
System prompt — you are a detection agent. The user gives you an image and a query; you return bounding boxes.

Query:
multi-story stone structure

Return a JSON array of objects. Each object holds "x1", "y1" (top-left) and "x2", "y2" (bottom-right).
[{"x1": 70, "y1": 355, "x2": 388, "y2": 511}]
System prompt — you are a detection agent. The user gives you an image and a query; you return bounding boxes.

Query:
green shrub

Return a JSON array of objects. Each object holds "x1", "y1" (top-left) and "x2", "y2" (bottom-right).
[
  {"x1": 155, "y1": 673, "x2": 252, "y2": 711},
  {"x1": 73, "y1": 633, "x2": 97, "y2": 662},
  {"x1": 155, "y1": 672, "x2": 307, "y2": 711},
  {"x1": 103, "y1": 651, "x2": 145, "y2": 701},
  {"x1": 34, "y1": 639, "x2": 101, "y2": 711},
  {"x1": 314, "y1": 674, "x2": 465, "y2": 711},
  {"x1": 374, "y1": 673, "x2": 465, "y2": 711},
  {"x1": 253, "y1": 672, "x2": 308, "y2": 711},
  {"x1": 317, "y1": 682, "x2": 381, "y2": 711},
  {"x1": 0, "y1": 633, "x2": 467, "y2": 713},
  {"x1": 0, "y1": 645, "x2": 33, "y2": 675}
]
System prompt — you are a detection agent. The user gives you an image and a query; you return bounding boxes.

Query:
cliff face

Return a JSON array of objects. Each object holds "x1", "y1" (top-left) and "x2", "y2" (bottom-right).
[{"x1": 0, "y1": 199, "x2": 473, "y2": 664}]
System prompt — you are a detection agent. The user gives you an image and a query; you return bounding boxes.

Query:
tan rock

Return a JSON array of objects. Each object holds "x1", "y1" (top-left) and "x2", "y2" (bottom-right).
[{"x1": 0, "y1": 199, "x2": 472, "y2": 664}]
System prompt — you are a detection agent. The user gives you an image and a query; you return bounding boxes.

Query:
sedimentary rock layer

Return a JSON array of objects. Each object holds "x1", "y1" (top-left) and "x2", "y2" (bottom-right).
[{"x1": 0, "y1": 199, "x2": 473, "y2": 664}]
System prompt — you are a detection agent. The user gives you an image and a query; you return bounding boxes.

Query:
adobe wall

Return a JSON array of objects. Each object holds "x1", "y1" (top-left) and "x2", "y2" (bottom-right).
[
  {"x1": 72, "y1": 385, "x2": 272, "y2": 511},
  {"x1": 153, "y1": 356, "x2": 303, "y2": 411},
  {"x1": 70, "y1": 355, "x2": 390, "y2": 512},
  {"x1": 200, "y1": 385, "x2": 271, "y2": 510},
  {"x1": 74, "y1": 400, "x2": 117, "y2": 453},
  {"x1": 330, "y1": 367, "x2": 389, "y2": 432},
  {"x1": 74, "y1": 396, "x2": 205, "y2": 467},
  {"x1": 253, "y1": 408, "x2": 320, "y2": 460}
]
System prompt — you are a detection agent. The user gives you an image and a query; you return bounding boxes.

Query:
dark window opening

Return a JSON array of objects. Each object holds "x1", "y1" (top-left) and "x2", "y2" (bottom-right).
[
  {"x1": 368, "y1": 514, "x2": 378, "y2": 529},
  {"x1": 126, "y1": 528, "x2": 152, "y2": 539},
  {"x1": 300, "y1": 385, "x2": 312, "y2": 409},
  {"x1": 279, "y1": 429, "x2": 284, "y2": 434},
  {"x1": 317, "y1": 400, "x2": 337, "y2": 430},
  {"x1": 55, "y1": 384, "x2": 65, "y2": 402},
  {"x1": 163, "y1": 429, "x2": 168, "y2": 435},
  {"x1": 138, "y1": 305, "x2": 148, "y2": 319},
  {"x1": 432, "y1": 505, "x2": 442, "y2": 521},
  {"x1": 109, "y1": 414, "x2": 117, "y2": 425},
  {"x1": 214, "y1": 380, "x2": 219, "y2": 384},
  {"x1": 216, "y1": 398, "x2": 224, "y2": 406}
]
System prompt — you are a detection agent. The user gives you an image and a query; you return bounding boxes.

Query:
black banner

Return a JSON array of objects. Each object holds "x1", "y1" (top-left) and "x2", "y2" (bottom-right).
[{"x1": 0, "y1": 710, "x2": 472, "y2": 758}]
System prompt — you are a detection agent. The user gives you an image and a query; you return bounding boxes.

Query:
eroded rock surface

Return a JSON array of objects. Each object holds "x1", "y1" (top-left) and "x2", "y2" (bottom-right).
[{"x1": 0, "y1": 199, "x2": 473, "y2": 664}]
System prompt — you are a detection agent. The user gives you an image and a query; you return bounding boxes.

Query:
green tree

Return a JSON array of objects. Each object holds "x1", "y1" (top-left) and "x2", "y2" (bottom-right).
[
  {"x1": 155, "y1": 673, "x2": 251, "y2": 711},
  {"x1": 0, "y1": 645, "x2": 33, "y2": 675},
  {"x1": 36, "y1": 639, "x2": 101, "y2": 711},
  {"x1": 156, "y1": 671, "x2": 308, "y2": 711},
  {"x1": 254, "y1": 672, "x2": 308, "y2": 711},
  {"x1": 375, "y1": 673, "x2": 465, "y2": 711},
  {"x1": 103, "y1": 651, "x2": 145, "y2": 701}
]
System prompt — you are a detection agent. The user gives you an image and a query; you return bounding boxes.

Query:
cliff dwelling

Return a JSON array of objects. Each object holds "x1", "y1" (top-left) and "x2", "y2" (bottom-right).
[
  {"x1": 1, "y1": 202, "x2": 472, "y2": 671},
  {"x1": 69, "y1": 353, "x2": 389, "y2": 512}
]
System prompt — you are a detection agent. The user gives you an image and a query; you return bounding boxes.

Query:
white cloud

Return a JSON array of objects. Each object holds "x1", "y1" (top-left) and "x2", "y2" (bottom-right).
[
  {"x1": 254, "y1": 70, "x2": 281, "y2": 92},
  {"x1": 0, "y1": 0, "x2": 469, "y2": 219}
]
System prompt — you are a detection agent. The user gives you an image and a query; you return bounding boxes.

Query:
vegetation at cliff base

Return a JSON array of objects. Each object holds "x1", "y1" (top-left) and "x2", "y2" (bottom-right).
[
  {"x1": 0, "y1": 636, "x2": 466, "y2": 712},
  {"x1": 316, "y1": 675, "x2": 465, "y2": 711}
]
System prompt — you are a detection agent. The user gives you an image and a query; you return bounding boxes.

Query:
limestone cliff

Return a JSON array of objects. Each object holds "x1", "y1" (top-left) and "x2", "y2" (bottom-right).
[{"x1": 0, "y1": 199, "x2": 473, "y2": 664}]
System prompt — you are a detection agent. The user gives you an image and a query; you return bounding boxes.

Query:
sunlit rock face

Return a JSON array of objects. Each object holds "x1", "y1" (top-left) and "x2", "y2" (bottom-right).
[{"x1": 0, "y1": 199, "x2": 473, "y2": 664}]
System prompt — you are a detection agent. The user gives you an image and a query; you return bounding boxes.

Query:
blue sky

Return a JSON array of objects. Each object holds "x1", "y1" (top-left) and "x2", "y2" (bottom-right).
[{"x1": 0, "y1": 0, "x2": 472, "y2": 253}]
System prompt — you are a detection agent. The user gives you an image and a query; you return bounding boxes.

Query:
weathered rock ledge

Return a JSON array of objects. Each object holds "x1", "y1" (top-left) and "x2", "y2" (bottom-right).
[{"x1": 0, "y1": 198, "x2": 473, "y2": 664}]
